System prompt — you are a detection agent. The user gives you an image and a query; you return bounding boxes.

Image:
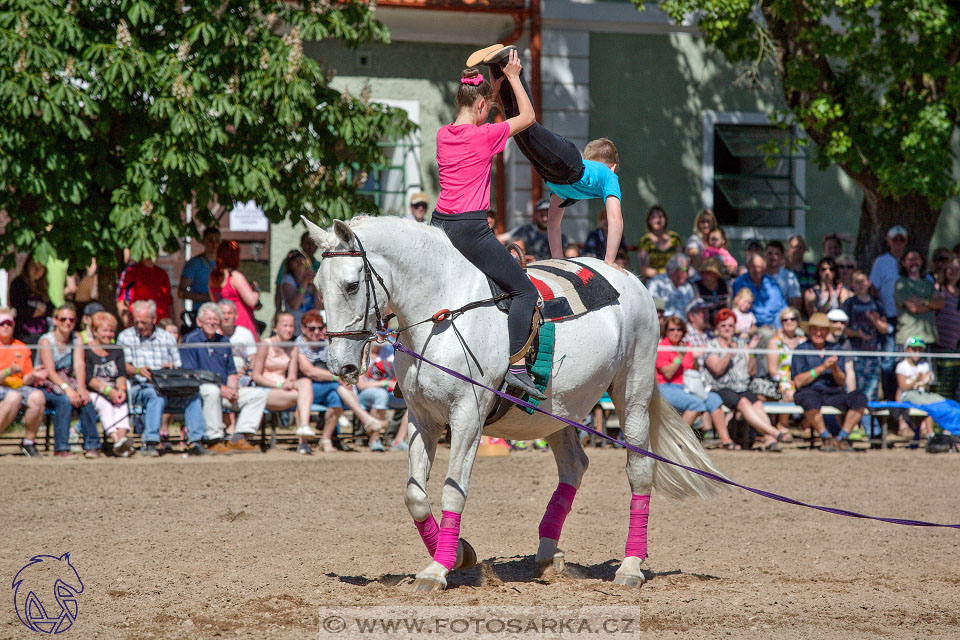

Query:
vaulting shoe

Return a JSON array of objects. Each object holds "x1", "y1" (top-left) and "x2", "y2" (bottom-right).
[
  {"x1": 505, "y1": 368, "x2": 546, "y2": 401},
  {"x1": 466, "y1": 44, "x2": 516, "y2": 68}
]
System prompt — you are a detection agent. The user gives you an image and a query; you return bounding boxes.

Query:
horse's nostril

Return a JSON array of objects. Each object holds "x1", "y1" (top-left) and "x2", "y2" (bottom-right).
[{"x1": 340, "y1": 364, "x2": 358, "y2": 378}]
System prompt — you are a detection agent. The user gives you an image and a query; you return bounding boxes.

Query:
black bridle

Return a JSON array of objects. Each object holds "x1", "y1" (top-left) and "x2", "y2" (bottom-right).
[{"x1": 320, "y1": 235, "x2": 392, "y2": 340}]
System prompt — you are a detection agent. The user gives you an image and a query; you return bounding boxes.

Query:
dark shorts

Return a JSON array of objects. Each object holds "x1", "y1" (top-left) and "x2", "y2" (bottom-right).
[
  {"x1": 716, "y1": 388, "x2": 759, "y2": 410},
  {"x1": 794, "y1": 386, "x2": 868, "y2": 413}
]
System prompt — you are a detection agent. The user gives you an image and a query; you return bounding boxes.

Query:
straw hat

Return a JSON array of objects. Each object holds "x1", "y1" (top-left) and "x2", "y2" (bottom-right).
[{"x1": 801, "y1": 312, "x2": 832, "y2": 331}]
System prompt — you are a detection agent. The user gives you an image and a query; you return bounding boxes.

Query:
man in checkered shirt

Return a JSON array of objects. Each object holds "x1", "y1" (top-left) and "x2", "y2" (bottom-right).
[{"x1": 117, "y1": 300, "x2": 182, "y2": 455}]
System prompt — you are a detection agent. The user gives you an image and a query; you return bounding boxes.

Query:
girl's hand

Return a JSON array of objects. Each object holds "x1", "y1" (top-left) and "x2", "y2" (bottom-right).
[
  {"x1": 78, "y1": 388, "x2": 90, "y2": 404},
  {"x1": 283, "y1": 379, "x2": 296, "y2": 392},
  {"x1": 503, "y1": 48, "x2": 522, "y2": 78},
  {"x1": 108, "y1": 388, "x2": 123, "y2": 404},
  {"x1": 66, "y1": 387, "x2": 82, "y2": 408},
  {"x1": 604, "y1": 259, "x2": 628, "y2": 274},
  {"x1": 748, "y1": 334, "x2": 762, "y2": 349}
]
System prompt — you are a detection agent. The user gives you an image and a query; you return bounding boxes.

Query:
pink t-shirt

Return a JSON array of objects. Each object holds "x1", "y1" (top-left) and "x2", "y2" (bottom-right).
[{"x1": 434, "y1": 121, "x2": 510, "y2": 214}]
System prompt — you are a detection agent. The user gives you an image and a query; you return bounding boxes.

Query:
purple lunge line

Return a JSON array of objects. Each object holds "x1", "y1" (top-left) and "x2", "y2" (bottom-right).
[{"x1": 391, "y1": 339, "x2": 960, "y2": 530}]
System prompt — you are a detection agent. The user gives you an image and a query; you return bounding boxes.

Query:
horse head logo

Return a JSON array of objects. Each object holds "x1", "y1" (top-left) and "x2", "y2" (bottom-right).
[{"x1": 12, "y1": 553, "x2": 84, "y2": 634}]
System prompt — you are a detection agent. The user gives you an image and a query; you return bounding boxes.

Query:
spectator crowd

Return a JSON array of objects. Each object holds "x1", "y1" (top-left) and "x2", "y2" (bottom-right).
[{"x1": 2, "y1": 192, "x2": 956, "y2": 457}]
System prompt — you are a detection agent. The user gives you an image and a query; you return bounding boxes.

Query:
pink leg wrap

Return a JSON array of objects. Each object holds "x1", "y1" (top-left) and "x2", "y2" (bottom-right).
[
  {"x1": 414, "y1": 514, "x2": 440, "y2": 557},
  {"x1": 625, "y1": 494, "x2": 650, "y2": 559},
  {"x1": 433, "y1": 511, "x2": 461, "y2": 570},
  {"x1": 538, "y1": 483, "x2": 577, "y2": 541}
]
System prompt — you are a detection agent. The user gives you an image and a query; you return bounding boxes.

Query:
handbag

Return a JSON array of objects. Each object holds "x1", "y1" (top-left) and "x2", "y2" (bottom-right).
[
  {"x1": 682, "y1": 369, "x2": 709, "y2": 400},
  {"x1": 748, "y1": 376, "x2": 781, "y2": 401},
  {"x1": 149, "y1": 368, "x2": 219, "y2": 398}
]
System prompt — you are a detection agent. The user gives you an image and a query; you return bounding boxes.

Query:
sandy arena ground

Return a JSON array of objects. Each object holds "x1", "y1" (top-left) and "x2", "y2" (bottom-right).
[{"x1": 2, "y1": 444, "x2": 959, "y2": 639}]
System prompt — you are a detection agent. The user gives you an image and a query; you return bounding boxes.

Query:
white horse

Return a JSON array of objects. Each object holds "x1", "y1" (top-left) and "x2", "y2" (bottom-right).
[{"x1": 304, "y1": 215, "x2": 725, "y2": 591}]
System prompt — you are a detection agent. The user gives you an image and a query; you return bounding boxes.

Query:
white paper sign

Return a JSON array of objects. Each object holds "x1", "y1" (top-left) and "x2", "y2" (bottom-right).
[{"x1": 229, "y1": 200, "x2": 268, "y2": 232}]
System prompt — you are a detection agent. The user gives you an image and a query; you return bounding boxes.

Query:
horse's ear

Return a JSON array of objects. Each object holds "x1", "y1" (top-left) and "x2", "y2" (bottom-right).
[
  {"x1": 332, "y1": 219, "x2": 355, "y2": 248},
  {"x1": 300, "y1": 216, "x2": 334, "y2": 251}
]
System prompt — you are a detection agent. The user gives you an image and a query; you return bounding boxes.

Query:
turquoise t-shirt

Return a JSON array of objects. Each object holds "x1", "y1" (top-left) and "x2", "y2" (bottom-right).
[{"x1": 546, "y1": 159, "x2": 621, "y2": 203}]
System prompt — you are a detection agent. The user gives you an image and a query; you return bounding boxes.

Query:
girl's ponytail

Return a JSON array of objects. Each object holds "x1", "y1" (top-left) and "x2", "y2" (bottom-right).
[{"x1": 455, "y1": 68, "x2": 493, "y2": 112}]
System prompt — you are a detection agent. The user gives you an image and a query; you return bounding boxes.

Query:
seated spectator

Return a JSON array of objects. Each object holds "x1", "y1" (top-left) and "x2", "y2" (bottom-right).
[
  {"x1": 0, "y1": 307, "x2": 48, "y2": 457},
  {"x1": 157, "y1": 317, "x2": 179, "y2": 342},
  {"x1": 933, "y1": 257, "x2": 960, "y2": 399},
  {"x1": 841, "y1": 270, "x2": 887, "y2": 436},
  {"x1": 765, "y1": 307, "x2": 804, "y2": 441},
  {"x1": 505, "y1": 199, "x2": 564, "y2": 262},
  {"x1": 182, "y1": 302, "x2": 268, "y2": 455},
  {"x1": 683, "y1": 298, "x2": 714, "y2": 352},
  {"x1": 656, "y1": 316, "x2": 730, "y2": 445},
  {"x1": 563, "y1": 244, "x2": 581, "y2": 259},
  {"x1": 356, "y1": 341, "x2": 408, "y2": 452},
  {"x1": 821, "y1": 233, "x2": 844, "y2": 260},
  {"x1": 117, "y1": 255, "x2": 173, "y2": 321},
  {"x1": 826, "y1": 308, "x2": 859, "y2": 392},
  {"x1": 583, "y1": 208, "x2": 627, "y2": 261},
  {"x1": 895, "y1": 248, "x2": 943, "y2": 349},
  {"x1": 251, "y1": 312, "x2": 315, "y2": 454},
  {"x1": 693, "y1": 258, "x2": 730, "y2": 325},
  {"x1": 280, "y1": 250, "x2": 318, "y2": 336},
  {"x1": 703, "y1": 308, "x2": 782, "y2": 451},
  {"x1": 895, "y1": 336, "x2": 942, "y2": 440},
  {"x1": 9, "y1": 254, "x2": 51, "y2": 344},
  {"x1": 732, "y1": 254, "x2": 787, "y2": 330},
  {"x1": 78, "y1": 302, "x2": 104, "y2": 345},
  {"x1": 732, "y1": 288, "x2": 757, "y2": 339},
  {"x1": 736, "y1": 239, "x2": 764, "y2": 276},
  {"x1": 684, "y1": 208, "x2": 718, "y2": 269},
  {"x1": 764, "y1": 241, "x2": 802, "y2": 310},
  {"x1": 791, "y1": 313, "x2": 868, "y2": 452},
  {"x1": 36, "y1": 303, "x2": 100, "y2": 458},
  {"x1": 296, "y1": 311, "x2": 388, "y2": 453},
  {"x1": 786, "y1": 234, "x2": 817, "y2": 293},
  {"x1": 407, "y1": 191, "x2": 429, "y2": 223},
  {"x1": 803, "y1": 257, "x2": 851, "y2": 316},
  {"x1": 218, "y1": 299, "x2": 257, "y2": 381},
  {"x1": 835, "y1": 254, "x2": 857, "y2": 292},
  {"x1": 637, "y1": 205, "x2": 682, "y2": 280},
  {"x1": 646, "y1": 254, "x2": 695, "y2": 318},
  {"x1": 702, "y1": 228, "x2": 738, "y2": 276},
  {"x1": 179, "y1": 227, "x2": 220, "y2": 324},
  {"x1": 76, "y1": 311, "x2": 133, "y2": 456},
  {"x1": 117, "y1": 300, "x2": 180, "y2": 456}
]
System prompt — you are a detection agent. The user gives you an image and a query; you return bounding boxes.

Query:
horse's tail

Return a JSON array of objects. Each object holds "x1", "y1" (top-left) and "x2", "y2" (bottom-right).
[{"x1": 649, "y1": 385, "x2": 729, "y2": 500}]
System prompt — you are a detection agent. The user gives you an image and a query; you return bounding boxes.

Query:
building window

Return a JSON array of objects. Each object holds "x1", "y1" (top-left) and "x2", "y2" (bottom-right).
[{"x1": 702, "y1": 112, "x2": 807, "y2": 240}]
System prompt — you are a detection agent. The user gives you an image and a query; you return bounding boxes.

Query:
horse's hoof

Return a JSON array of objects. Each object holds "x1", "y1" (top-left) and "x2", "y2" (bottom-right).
[
  {"x1": 535, "y1": 550, "x2": 565, "y2": 579},
  {"x1": 411, "y1": 577, "x2": 446, "y2": 592},
  {"x1": 612, "y1": 573, "x2": 645, "y2": 587},
  {"x1": 454, "y1": 538, "x2": 477, "y2": 571}
]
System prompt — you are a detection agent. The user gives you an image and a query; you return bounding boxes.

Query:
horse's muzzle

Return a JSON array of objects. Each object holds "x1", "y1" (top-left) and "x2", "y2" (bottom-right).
[{"x1": 337, "y1": 364, "x2": 360, "y2": 384}]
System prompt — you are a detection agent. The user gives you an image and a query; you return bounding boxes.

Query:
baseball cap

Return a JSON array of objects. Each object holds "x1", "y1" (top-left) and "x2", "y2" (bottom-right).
[
  {"x1": 906, "y1": 336, "x2": 927, "y2": 349},
  {"x1": 826, "y1": 309, "x2": 849, "y2": 323},
  {"x1": 744, "y1": 238, "x2": 763, "y2": 252},
  {"x1": 685, "y1": 298, "x2": 709, "y2": 316},
  {"x1": 535, "y1": 198, "x2": 551, "y2": 211},
  {"x1": 886, "y1": 225, "x2": 908, "y2": 239},
  {"x1": 83, "y1": 302, "x2": 106, "y2": 317},
  {"x1": 409, "y1": 191, "x2": 429, "y2": 206}
]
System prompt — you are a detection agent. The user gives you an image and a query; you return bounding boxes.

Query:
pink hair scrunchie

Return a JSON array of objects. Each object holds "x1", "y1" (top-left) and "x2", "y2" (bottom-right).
[{"x1": 460, "y1": 74, "x2": 484, "y2": 86}]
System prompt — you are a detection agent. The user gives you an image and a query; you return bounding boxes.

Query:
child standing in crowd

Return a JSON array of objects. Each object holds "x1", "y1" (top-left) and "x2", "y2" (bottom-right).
[
  {"x1": 466, "y1": 44, "x2": 625, "y2": 271},
  {"x1": 841, "y1": 270, "x2": 888, "y2": 437},
  {"x1": 76, "y1": 311, "x2": 133, "y2": 456},
  {"x1": 702, "y1": 228, "x2": 738, "y2": 275},
  {"x1": 896, "y1": 336, "x2": 942, "y2": 440},
  {"x1": 430, "y1": 48, "x2": 544, "y2": 398},
  {"x1": 732, "y1": 288, "x2": 757, "y2": 339}
]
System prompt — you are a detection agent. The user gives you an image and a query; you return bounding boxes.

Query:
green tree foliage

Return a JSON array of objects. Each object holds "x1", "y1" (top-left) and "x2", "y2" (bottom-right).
[
  {"x1": 0, "y1": 0, "x2": 415, "y2": 270},
  {"x1": 644, "y1": 0, "x2": 960, "y2": 263}
]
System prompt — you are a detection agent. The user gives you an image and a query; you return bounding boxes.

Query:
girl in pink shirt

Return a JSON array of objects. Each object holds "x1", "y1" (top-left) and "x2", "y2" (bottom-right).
[{"x1": 430, "y1": 50, "x2": 543, "y2": 398}]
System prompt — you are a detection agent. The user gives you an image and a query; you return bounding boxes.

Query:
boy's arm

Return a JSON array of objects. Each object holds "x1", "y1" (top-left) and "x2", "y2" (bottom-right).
[
  {"x1": 603, "y1": 196, "x2": 626, "y2": 272},
  {"x1": 547, "y1": 194, "x2": 565, "y2": 259}
]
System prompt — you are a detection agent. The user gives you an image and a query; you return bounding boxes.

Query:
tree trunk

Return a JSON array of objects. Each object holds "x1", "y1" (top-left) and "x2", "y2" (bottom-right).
[{"x1": 854, "y1": 191, "x2": 939, "y2": 270}]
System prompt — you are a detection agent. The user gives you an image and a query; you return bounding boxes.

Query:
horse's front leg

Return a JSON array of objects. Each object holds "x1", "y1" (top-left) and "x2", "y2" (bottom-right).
[
  {"x1": 404, "y1": 417, "x2": 441, "y2": 555},
  {"x1": 535, "y1": 425, "x2": 590, "y2": 579},
  {"x1": 411, "y1": 407, "x2": 482, "y2": 592}
]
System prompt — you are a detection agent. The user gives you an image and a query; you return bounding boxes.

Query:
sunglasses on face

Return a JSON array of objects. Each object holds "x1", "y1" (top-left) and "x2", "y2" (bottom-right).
[
  {"x1": 837, "y1": 265, "x2": 854, "y2": 270},
  {"x1": 412, "y1": 203, "x2": 428, "y2": 210},
  {"x1": 56, "y1": 316, "x2": 77, "y2": 323},
  {"x1": 782, "y1": 316, "x2": 797, "y2": 322},
  {"x1": 0, "y1": 320, "x2": 14, "y2": 327},
  {"x1": 304, "y1": 325, "x2": 325, "y2": 332},
  {"x1": 666, "y1": 327, "x2": 684, "y2": 333}
]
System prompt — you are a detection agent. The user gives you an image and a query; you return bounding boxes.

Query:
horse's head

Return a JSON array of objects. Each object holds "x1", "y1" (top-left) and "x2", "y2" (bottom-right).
[
  {"x1": 302, "y1": 216, "x2": 387, "y2": 383},
  {"x1": 13, "y1": 553, "x2": 84, "y2": 633}
]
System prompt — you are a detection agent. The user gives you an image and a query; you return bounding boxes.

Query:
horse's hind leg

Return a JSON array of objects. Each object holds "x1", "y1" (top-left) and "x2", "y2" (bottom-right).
[
  {"x1": 608, "y1": 372, "x2": 654, "y2": 587},
  {"x1": 534, "y1": 425, "x2": 589, "y2": 579}
]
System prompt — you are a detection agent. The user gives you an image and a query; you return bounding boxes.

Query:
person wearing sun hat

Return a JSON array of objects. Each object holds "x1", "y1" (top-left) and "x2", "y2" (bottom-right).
[
  {"x1": 791, "y1": 312, "x2": 869, "y2": 452},
  {"x1": 407, "y1": 191, "x2": 429, "y2": 223},
  {"x1": 894, "y1": 336, "x2": 943, "y2": 441}
]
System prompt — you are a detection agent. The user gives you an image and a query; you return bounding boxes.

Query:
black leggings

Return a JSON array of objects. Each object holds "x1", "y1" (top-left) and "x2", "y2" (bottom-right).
[
  {"x1": 489, "y1": 66, "x2": 584, "y2": 186},
  {"x1": 431, "y1": 210, "x2": 539, "y2": 358}
]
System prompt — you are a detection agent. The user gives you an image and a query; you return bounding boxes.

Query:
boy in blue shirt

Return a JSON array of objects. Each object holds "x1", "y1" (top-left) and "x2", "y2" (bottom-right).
[{"x1": 468, "y1": 44, "x2": 624, "y2": 270}]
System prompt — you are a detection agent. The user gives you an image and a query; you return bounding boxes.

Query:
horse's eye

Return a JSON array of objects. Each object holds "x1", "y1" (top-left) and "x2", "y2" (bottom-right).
[{"x1": 345, "y1": 281, "x2": 360, "y2": 294}]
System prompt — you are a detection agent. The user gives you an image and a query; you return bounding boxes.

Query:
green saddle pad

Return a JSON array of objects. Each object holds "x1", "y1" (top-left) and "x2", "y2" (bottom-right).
[{"x1": 521, "y1": 322, "x2": 555, "y2": 414}]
